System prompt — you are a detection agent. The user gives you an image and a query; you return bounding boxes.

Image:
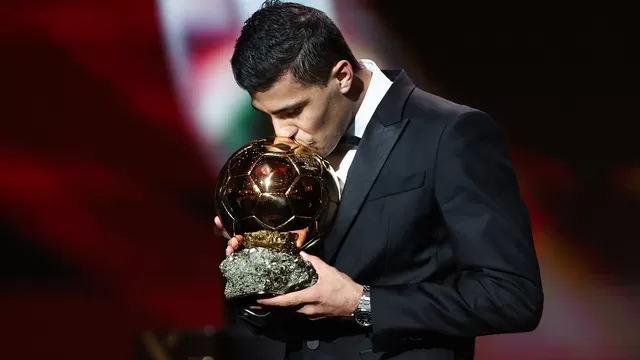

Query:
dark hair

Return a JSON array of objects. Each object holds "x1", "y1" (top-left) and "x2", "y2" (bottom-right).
[{"x1": 230, "y1": 0, "x2": 361, "y2": 94}]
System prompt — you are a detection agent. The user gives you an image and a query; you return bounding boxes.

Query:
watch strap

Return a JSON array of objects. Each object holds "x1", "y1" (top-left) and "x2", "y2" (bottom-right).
[{"x1": 354, "y1": 285, "x2": 372, "y2": 326}]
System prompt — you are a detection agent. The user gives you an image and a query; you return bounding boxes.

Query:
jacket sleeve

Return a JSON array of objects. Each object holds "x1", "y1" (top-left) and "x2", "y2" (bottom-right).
[{"x1": 370, "y1": 110, "x2": 543, "y2": 341}]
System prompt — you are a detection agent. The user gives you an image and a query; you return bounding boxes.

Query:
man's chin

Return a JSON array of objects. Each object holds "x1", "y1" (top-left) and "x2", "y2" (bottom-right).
[
  {"x1": 303, "y1": 142, "x2": 326, "y2": 156},
  {"x1": 295, "y1": 139, "x2": 333, "y2": 157},
  {"x1": 315, "y1": 146, "x2": 332, "y2": 157},
  {"x1": 322, "y1": 141, "x2": 343, "y2": 157}
]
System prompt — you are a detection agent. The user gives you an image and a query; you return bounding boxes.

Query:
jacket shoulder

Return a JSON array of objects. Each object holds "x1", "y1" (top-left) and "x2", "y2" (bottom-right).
[{"x1": 403, "y1": 87, "x2": 483, "y2": 124}]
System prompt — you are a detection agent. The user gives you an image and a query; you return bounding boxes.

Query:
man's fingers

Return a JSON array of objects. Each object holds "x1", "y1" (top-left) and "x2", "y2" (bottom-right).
[
  {"x1": 215, "y1": 227, "x2": 231, "y2": 240},
  {"x1": 257, "y1": 287, "x2": 313, "y2": 307},
  {"x1": 300, "y1": 251, "x2": 325, "y2": 272},
  {"x1": 296, "y1": 305, "x2": 327, "y2": 320},
  {"x1": 214, "y1": 217, "x2": 231, "y2": 239},
  {"x1": 225, "y1": 235, "x2": 245, "y2": 256},
  {"x1": 257, "y1": 293, "x2": 299, "y2": 307},
  {"x1": 228, "y1": 235, "x2": 244, "y2": 249},
  {"x1": 297, "y1": 304, "x2": 316, "y2": 316}
]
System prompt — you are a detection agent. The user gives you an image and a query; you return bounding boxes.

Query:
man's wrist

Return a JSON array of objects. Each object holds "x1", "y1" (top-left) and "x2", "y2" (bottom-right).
[
  {"x1": 351, "y1": 283, "x2": 365, "y2": 314},
  {"x1": 353, "y1": 285, "x2": 372, "y2": 327}
]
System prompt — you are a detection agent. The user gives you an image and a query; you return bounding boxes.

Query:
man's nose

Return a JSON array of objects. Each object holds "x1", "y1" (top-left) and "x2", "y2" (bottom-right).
[{"x1": 273, "y1": 124, "x2": 297, "y2": 138}]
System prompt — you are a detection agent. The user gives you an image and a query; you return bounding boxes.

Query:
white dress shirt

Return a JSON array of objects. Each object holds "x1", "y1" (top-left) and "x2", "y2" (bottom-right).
[{"x1": 333, "y1": 59, "x2": 393, "y2": 189}]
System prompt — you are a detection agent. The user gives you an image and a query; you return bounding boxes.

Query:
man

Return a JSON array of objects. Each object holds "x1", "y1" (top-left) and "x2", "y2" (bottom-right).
[{"x1": 214, "y1": 1, "x2": 543, "y2": 359}]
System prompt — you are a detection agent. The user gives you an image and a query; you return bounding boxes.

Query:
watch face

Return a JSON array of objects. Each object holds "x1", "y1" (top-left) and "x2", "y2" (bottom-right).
[{"x1": 355, "y1": 311, "x2": 372, "y2": 327}]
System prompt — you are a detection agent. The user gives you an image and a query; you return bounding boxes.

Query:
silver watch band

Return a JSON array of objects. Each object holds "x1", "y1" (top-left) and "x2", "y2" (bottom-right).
[
  {"x1": 359, "y1": 285, "x2": 371, "y2": 310},
  {"x1": 354, "y1": 285, "x2": 372, "y2": 326}
]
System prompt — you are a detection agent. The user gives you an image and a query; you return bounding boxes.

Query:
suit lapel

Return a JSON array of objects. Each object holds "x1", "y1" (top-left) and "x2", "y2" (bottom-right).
[{"x1": 324, "y1": 70, "x2": 415, "y2": 263}]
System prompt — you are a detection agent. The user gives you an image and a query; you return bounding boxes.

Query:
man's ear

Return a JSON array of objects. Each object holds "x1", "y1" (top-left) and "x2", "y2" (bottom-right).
[{"x1": 331, "y1": 60, "x2": 354, "y2": 95}]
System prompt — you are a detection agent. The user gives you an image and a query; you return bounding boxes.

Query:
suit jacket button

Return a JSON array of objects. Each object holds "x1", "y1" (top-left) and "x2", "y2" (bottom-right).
[{"x1": 306, "y1": 340, "x2": 320, "y2": 350}]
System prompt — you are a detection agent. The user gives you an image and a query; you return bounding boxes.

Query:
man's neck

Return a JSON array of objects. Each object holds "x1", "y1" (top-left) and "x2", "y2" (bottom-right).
[
  {"x1": 345, "y1": 68, "x2": 372, "y2": 133},
  {"x1": 328, "y1": 68, "x2": 373, "y2": 170},
  {"x1": 354, "y1": 68, "x2": 372, "y2": 116}
]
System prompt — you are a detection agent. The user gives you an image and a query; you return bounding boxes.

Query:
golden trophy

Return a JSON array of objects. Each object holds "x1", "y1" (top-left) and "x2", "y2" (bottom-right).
[{"x1": 215, "y1": 137, "x2": 340, "y2": 301}]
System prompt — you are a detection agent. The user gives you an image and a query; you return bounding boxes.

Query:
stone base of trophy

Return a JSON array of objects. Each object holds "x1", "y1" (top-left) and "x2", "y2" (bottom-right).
[{"x1": 219, "y1": 230, "x2": 318, "y2": 301}]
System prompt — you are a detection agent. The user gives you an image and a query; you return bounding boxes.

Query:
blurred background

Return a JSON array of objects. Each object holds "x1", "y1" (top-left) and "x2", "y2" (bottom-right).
[{"x1": 1, "y1": 0, "x2": 638, "y2": 359}]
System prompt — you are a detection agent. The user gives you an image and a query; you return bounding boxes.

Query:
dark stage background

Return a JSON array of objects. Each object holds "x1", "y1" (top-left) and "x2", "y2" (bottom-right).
[{"x1": 1, "y1": 1, "x2": 638, "y2": 359}]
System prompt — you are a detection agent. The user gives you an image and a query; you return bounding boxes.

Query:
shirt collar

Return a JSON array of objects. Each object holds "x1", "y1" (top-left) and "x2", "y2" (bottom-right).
[{"x1": 347, "y1": 59, "x2": 393, "y2": 138}]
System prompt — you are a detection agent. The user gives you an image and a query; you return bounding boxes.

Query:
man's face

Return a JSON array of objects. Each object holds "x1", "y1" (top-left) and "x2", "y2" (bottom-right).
[{"x1": 251, "y1": 64, "x2": 355, "y2": 157}]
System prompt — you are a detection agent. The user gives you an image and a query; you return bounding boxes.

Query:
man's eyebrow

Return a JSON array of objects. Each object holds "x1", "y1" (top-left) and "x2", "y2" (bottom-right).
[{"x1": 269, "y1": 99, "x2": 309, "y2": 115}]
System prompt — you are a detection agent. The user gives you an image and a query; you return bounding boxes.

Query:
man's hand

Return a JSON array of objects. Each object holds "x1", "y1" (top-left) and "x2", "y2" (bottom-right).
[
  {"x1": 257, "y1": 252, "x2": 363, "y2": 320},
  {"x1": 217, "y1": 215, "x2": 269, "y2": 311},
  {"x1": 214, "y1": 216, "x2": 244, "y2": 256}
]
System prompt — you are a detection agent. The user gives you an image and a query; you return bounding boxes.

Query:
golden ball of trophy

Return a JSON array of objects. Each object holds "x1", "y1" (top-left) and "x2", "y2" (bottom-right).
[{"x1": 215, "y1": 137, "x2": 341, "y2": 301}]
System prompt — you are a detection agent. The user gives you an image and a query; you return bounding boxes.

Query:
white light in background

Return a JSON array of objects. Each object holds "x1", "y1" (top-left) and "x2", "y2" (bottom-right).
[{"x1": 233, "y1": 0, "x2": 336, "y2": 22}]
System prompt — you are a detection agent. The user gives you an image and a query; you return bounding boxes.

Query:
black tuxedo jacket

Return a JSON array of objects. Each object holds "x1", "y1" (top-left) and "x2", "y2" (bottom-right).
[{"x1": 215, "y1": 70, "x2": 543, "y2": 360}]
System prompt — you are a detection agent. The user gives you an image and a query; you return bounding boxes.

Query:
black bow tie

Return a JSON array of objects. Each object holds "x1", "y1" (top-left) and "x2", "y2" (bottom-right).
[{"x1": 339, "y1": 135, "x2": 361, "y2": 146}]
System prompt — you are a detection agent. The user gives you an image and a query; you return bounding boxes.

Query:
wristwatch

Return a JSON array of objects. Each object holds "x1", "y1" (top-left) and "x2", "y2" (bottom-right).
[{"x1": 353, "y1": 285, "x2": 372, "y2": 327}]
